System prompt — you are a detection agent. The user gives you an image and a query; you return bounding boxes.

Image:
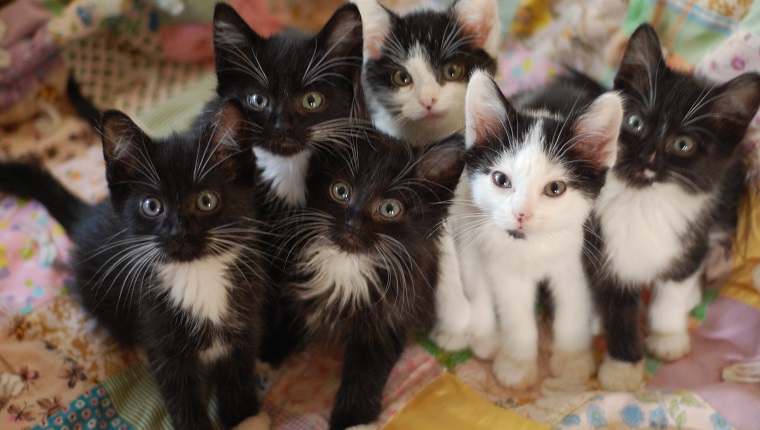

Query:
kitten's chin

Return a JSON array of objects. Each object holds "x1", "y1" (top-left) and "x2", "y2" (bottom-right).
[
  {"x1": 506, "y1": 229, "x2": 526, "y2": 240},
  {"x1": 259, "y1": 137, "x2": 308, "y2": 156}
]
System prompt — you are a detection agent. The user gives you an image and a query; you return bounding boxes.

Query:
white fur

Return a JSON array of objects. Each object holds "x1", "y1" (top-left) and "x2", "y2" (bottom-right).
[
  {"x1": 199, "y1": 338, "x2": 231, "y2": 364},
  {"x1": 253, "y1": 148, "x2": 311, "y2": 207},
  {"x1": 159, "y1": 252, "x2": 237, "y2": 325},
  {"x1": 464, "y1": 71, "x2": 508, "y2": 147},
  {"x1": 351, "y1": 0, "x2": 391, "y2": 60},
  {"x1": 452, "y1": 0, "x2": 502, "y2": 57}
]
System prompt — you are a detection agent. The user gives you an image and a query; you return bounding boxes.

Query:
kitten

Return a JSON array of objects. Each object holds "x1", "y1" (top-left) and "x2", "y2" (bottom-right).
[
  {"x1": 440, "y1": 70, "x2": 622, "y2": 389},
  {"x1": 586, "y1": 24, "x2": 760, "y2": 391},
  {"x1": 271, "y1": 131, "x2": 464, "y2": 428},
  {"x1": 212, "y1": 3, "x2": 366, "y2": 212},
  {"x1": 0, "y1": 102, "x2": 270, "y2": 429},
  {"x1": 353, "y1": 0, "x2": 500, "y2": 146}
]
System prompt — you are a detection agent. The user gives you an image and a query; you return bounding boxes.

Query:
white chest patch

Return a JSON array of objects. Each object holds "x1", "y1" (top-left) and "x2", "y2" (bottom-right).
[
  {"x1": 595, "y1": 174, "x2": 711, "y2": 284},
  {"x1": 254, "y1": 147, "x2": 311, "y2": 207},
  {"x1": 159, "y1": 252, "x2": 237, "y2": 325}
]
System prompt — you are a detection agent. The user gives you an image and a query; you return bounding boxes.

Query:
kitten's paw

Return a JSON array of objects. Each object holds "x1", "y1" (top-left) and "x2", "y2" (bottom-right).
[
  {"x1": 232, "y1": 411, "x2": 271, "y2": 430},
  {"x1": 492, "y1": 353, "x2": 538, "y2": 390},
  {"x1": 597, "y1": 356, "x2": 644, "y2": 391},
  {"x1": 549, "y1": 349, "x2": 595, "y2": 382},
  {"x1": 645, "y1": 331, "x2": 690, "y2": 361},
  {"x1": 470, "y1": 334, "x2": 499, "y2": 359},
  {"x1": 346, "y1": 424, "x2": 377, "y2": 430},
  {"x1": 430, "y1": 328, "x2": 469, "y2": 351}
]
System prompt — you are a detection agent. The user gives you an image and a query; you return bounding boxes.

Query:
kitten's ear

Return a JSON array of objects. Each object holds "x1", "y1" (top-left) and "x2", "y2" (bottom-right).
[
  {"x1": 464, "y1": 70, "x2": 515, "y2": 148},
  {"x1": 206, "y1": 100, "x2": 253, "y2": 159},
  {"x1": 101, "y1": 110, "x2": 152, "y2": 183},
  {"x1": 213, "y1": 3, "x2": 264, "y2": 92},
  {"x1": 572, "y1": 92, "x2": 623, "y2": 169},
  {"x1": 316, "y1": 3, "x2": 364, "y2": 64},
  {"x1": 416, "y1": 134, "x2": 465, "y2": 190},
  {"x1": 707, "y1": 72, "x2": 760, "y2": 137},
  {"x1": 352, "y1": 0, "x2": 392, "y2": 60},
  {"x1": 614, "y1": 24, "x2": 664, "y2": 91},
  {"x1": 452, "y1": 0, "x2": 501, "y2": 57}
]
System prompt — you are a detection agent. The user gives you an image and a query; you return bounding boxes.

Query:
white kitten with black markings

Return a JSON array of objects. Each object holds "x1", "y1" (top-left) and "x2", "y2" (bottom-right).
[
  {"x1": 353, "y1": 0, "x2": 500, "y2": 146},
  {"x1": 443, "y1": 71, "x2": 622, "y2": 389}
]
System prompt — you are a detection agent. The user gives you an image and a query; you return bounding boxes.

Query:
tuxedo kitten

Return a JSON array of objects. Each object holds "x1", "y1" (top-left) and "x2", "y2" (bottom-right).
[
  {"x1": 353, "y1": 0, "x2": 500, "y2": 146},
  {"x1": 440, "y1": 71, "x2": 622, "y2": 389},
  {"x1": 0, "y1": 102, "x2": 269, "y2": 430},
  {"x1": 272, "y1": 132, "x2": 463, "y2": 429},
  {"x1": 587, "y1": 24, "x2": 760, "y2": 391},
  {"x1": 212, "y1": 3, "x2": 366, "y2": 212}
]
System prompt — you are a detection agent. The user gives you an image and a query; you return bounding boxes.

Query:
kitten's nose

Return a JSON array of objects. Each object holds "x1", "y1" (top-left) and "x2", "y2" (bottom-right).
[
  {"x1": 515, "y1": 211, "x2": 530, "y2": 224},
  {"x1": 419, "y1": 98, "x2": 437, "y2": 110},
  {"x1": 346, "y1": 216, "x2": 363, "y2": 234},
  {"x1": 274, "y1": 116, "x2": 294, "y2": 134}
]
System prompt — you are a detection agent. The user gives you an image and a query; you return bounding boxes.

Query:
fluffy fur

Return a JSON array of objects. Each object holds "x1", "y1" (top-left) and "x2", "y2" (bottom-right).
[
  {"x1": 437, "y1": 71, "x2": 622, "y2": 390},
  {"x1": 0, "y1": 102, "x2": 269, "y2": 429},
  {"x1": 353, "y1": 0, "x2": 499, "y2": 145}
]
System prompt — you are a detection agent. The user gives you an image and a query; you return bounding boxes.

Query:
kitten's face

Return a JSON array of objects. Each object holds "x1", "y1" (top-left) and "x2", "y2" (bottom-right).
[
  {"x1": 613, "y1": 24, "x2": 760, "y2": 192},
  {"x1": 213, "y1": 4, "x2": 364, "y2": 156},
  {"x1": 464, "y1": 72, "x2": 621, "y2": 239},
  {"x1": 102, "y1": 102, "x2": 257, "y2": 263},
  {"x1": 356, "y1": 0, "x2": 499, "y2": 141}
]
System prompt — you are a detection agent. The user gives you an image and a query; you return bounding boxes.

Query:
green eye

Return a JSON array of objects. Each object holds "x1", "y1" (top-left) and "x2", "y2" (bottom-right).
[
  {"x1": 248, "y1": 93, "x2": 268, "y2": 111},
  {"x1": 443, "y1": 62, "x2": 464, "y2": 81},
  {"x1": 331, "y1": 181, "x2": 351, "y2": 203},
  {"x1": 392, "y1": 69, "x2": 413, "y2": 87},
  {"x1": 626, "y1": 114, "x2": 644, "y2": 134},
  {"x1": 301, "y1": 91, "x2": 324, "y2": 110},
  {"x1": 196, "y1": 191, "x2": 219, "y2": 212},
  {"x1": 543, "y1": 181, "x2": 567, "y2": 197},
  {"x1": 492, "y1": 171, "x2": 511, "y2": 188},
  {"x1": 669, "y1": 136, "x2": 697, "y2": 156},
  {"x1": 140, "y1": 197, "x2": 163, "y2": 217},
  {"x1": 378, "y1": 199, "x2": 403, "y2": 219}
]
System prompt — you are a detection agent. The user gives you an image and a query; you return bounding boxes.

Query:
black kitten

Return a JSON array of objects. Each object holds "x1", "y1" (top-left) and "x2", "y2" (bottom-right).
[
  {"x1": 583, "y1": 24, "x2": 760, "y2": 390},
  {"x1": 0, "y1": 101, "x2": 269, "y2": 429},
  {"x1": 271, "y1": 131, "x2": 464, "y2": 429}
]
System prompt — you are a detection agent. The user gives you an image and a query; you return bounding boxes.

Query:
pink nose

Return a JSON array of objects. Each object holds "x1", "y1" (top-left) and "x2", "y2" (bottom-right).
[
  {"x1": 419, "y1": 98, "x2": 437, "y2": 110},
  {"x1": 516, "y1": 212, "x2": 530, "y2": 224}
]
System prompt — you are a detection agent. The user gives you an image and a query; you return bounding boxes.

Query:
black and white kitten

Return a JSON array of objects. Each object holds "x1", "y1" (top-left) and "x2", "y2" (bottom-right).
[
  {"x1": 0, "y1": 102, "x2": 270, "y2": 430},
  {"x1": 211, "y1": 3, "x2": 366, "y2": 212},
  {"x1": 271, "y1": 132, "x2": 464, "y2": 429},
  {"x1": 586, "y1": 24, "x2": 760, "y2": 391},
  {"x1": 353, "y1": 0, "x2": 500, "y2": 146}
]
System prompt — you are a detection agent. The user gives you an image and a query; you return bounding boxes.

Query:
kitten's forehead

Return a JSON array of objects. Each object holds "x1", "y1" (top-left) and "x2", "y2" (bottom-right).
[
  {"x1": 494, "y1": 126, "x2": 568, "y2": 180},
  {"x1": 388, "y1": 11, "x2": 465, "y2": 60}
]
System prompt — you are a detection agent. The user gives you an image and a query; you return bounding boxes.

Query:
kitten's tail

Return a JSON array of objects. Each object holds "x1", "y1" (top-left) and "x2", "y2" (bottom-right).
[
  {"x1": 66, "y1": 73, "x2": 102, "y2": 132},
  {"x1": 0, "y1": 162, "x2": 91, "y2": 231}
]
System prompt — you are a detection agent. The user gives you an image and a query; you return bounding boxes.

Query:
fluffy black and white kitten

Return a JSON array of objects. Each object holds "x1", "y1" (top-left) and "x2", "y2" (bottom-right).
[
  {"x1": 586, "y1": 24, "x2": 760, "y2": 391},
  {"x1": 270, "y1": 132, "x2": 464, "y2": 429},
  {"x1": 0, "y1": 102, "x2": 269, "y2": 430},
  {"x1": 211, "y1": 3, "x2": 366, "y2": 212},
  {"x1": 353, "y1": 0, "x2": 500, "y2": 146}
]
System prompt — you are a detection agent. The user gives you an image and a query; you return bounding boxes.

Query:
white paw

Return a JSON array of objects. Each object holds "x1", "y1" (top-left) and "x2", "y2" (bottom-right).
[
  {"x1": 549, "y1": 348, "x2": 595, "y2": 382},
  {"x1": 492, "y1": 353, "x2": 538, "y2": 390},
  {"x1": 232, "y1": 411, "x2": 271, "y2": 430},
  {"x1": 645, "y1": 331, "x2": 690, "y2": 361},
  {"x1": 470, "y1": 334, "x2": 499, "y2": 360},
  {"x1": 346, "y1": 424, "x2": 377, "y2": 430},
  {"x1": 0, "y1": 373, "x2": 24, "y2": 399},
  {"x1": 430, "y1": 328, "x2": 469, "y2": 351},
  {"x1": 597, "y1": 356, "x2": 644, "y2": 391}
]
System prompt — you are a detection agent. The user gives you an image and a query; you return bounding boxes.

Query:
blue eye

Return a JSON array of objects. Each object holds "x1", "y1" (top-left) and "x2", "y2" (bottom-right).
[
  {"x1": 626, "y1": 114, "x2": 645, "y2": 134},
  {"x1": 140, "y1": 197, "x2": 163, "y2": 217}
]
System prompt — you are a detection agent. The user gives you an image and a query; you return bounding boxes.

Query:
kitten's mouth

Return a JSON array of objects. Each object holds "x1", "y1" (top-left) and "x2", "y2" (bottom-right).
[
  {"x1": 262, "y1": 137, "x2": 305, "y2": 156},
  {"x1": 507, "y1": 229, "x2": 526, "y2": 240}
]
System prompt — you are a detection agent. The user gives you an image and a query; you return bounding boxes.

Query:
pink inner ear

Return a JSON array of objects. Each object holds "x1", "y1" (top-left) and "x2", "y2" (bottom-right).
[{"x1": 460, "y1": 20, "x2": 491, "y2": 49}]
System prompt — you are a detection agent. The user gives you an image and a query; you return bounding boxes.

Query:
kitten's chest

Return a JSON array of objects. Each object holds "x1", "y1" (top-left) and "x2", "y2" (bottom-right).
[
  {"x1": 595, "y1": 175, "x2": 711, "y2": 283},
  {"x1": 254, "y1": 148, "x2": 311, "y2": 208}
]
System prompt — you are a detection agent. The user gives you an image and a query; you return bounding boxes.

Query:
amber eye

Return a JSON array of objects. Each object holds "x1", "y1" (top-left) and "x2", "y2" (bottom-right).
[
  {"x1": 331, "y1": 181, "x2": 351, "y2": 203},
  {"x1": 140, "y1": 197, "x2": 163, "y2": 217},
  {"x1": 625, "y1": 114, "x2": 645, "y2": 134},
  {"x1": 378, "y1": 199, "x2": 403, "y2": 219},
  {"x1": 392, "y1": 69, "x2": 413, "y2": 87},
  {"x1": 669, "y1": 136, "x2": 697, "y2": 156},
  {"x1": 543, "y1": 181, "x2": 567, "y2": 197},
  {"x1": 196, "y1": 191, "x2": 219, "y2": 212},
  {"x1": 443, "y1": 62, "x2": 464, "y2": 81},
  {"x1": 301, "y1": 91, "x2": 324, "y2": 110},
  {"x1": 492, "y1": 171, "x2": 511, "y2": 188},
  {"x1": 247, "y1": 93, "x2": 268, "y2": 111}
]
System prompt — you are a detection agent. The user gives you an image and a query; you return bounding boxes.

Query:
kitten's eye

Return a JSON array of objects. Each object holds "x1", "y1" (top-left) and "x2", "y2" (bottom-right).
[
  {"x1": 543, "y1": 181, "x2": 567, "y2": 197},
  {"x1": 140, "y1": 197, "x2": 163, "y2": 218},
  {"x1": 301, "y1": 91, "x2": 324, "y2": 110},
  {"x1": 443, "y1": 62, "x2": 464, "y2": 81},
  {"x1": 625, "y1": 114, "x2": 645, "y2": 134},
  {"x1": 378, "y1": 199, "x2": 403, "y2": 219},
  {"x1": 392, "y1": 69, "x2": 413, "y2": 87},
  {"x1": 330, "y1": 181, "x2": 351, "y2": 203},
  {"x1": 669, "y1": 136, "x2": 697, "y2": 156},
  {"x1": 247, "y1": 93, "x2": 268, "y2": 111},
  {"x1": 196, "y1": 191, "x2": 220, "y2": 212},
  {"x1": 492, "y1": 171, "x2": 511, "y2": 188}
]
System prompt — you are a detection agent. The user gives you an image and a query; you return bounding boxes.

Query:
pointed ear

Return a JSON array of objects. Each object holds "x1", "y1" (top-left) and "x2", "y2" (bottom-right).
[
  {"x1": 316, "y1": 3, "x2": 364, "y2": 66},
  {"x1": 452, "y1": 0, "x2": 501, "y2": 57},
  {"x1": 351, "y1": 0, "x2": 392, "y2": 60},
  {"x1": 213, "y1": 3, "x2": 264, "y2": 90},
  {"x1": 614, "y1": 24, "x2": 664, "y2": 91},
  {"x1": 464, "y1": 70, "x2": 514, "y2": 148},
  {"x1": 707, "y1": 72, "x2": 760, "y2": 136},
  {"x1": 572, "y1": 92, "x2": 623, "y2": 169},
  {"x1": 100, "y1": 110, "x2": 152, "y2": 185},
  {"x1": 205, "y1": 100, "x2": 253, "y2": 164},
  {"x1": 416, "y1": 133, "x2": 465, "y2": 191}
]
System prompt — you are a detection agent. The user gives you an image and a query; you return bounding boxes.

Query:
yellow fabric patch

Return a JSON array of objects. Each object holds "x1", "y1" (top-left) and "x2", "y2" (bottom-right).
[{"x1": 721, "y1": 191, "x2": 760, "y2": 310}]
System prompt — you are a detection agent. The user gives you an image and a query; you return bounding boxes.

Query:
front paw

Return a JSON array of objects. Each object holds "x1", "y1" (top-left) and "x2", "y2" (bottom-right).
[
  {"x1": 549, "y1": 348, "x2": 595, "y2": 382},
  {"x1": 346, "y1": 425, "x2": 377, "y2": 430},
  {"x1": 430, "y1": 327, "x2": 469, "y2": 351},
  {"x1": 492, "y1": 353, "x2": 538, "y2": 390},
  {"x1": 597, "y1": 355, "x2": 644, "y2": 391},
  {"x1": 470, "y1": 334, "x2": 499, "y2": 359},
  {"x1": 232, "y1": 412, "x2": 271, "y2": 430},
  {"x1": 645, "y1": 331, "x2": 690, "y2": 361}
]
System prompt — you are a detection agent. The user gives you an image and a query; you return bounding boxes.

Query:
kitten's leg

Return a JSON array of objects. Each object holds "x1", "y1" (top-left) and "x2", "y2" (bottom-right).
[
  {"x1": 329, "y1": 331, "x2": 405, "y2": 430},
  {"x1": 430, "y1": 226, "x2": 471, "y2": 351},
  {"x1": 458, "y1": 245, "x2": 499, "y2": 359},
  {"x1": 594, "y1": 280, "x2": 645, "y2": 391},
  {"x1": 645, "y1": 269, "x2": 702, "y2": 361},
  {"x1": 491, "y1": 276, "x2": 539, "y2": 390},
  {"x1": 212, "y1": 346, "x2": 262, "y2": 429}
]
